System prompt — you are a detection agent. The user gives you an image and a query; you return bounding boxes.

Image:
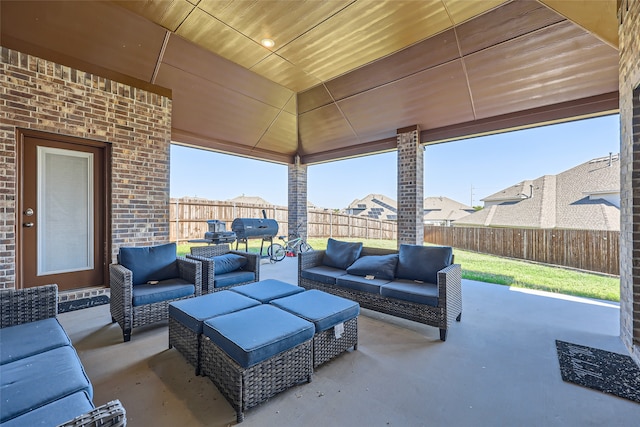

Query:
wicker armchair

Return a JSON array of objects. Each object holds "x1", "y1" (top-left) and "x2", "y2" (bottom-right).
[
  {"x1": 188, "y1": 244, "x2": 260, "y2": 293},
  {"x1": 110, "y1": 243, "x2": 202, "y2": 342}
]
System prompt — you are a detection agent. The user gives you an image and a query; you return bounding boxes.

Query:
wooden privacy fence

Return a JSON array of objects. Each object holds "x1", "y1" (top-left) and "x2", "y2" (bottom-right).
[
  {"x1": 424, "y1": 225, "x2": 619, "y2": 275},
  {"x1": 170, "y1": 198, "x2": 397, "y2": 243}
]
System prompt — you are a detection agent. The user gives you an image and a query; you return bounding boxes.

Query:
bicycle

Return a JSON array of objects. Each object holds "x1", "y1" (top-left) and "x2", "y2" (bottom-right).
[{"x1": 267, "y1": 223, "x2": 313, "y2": 263}]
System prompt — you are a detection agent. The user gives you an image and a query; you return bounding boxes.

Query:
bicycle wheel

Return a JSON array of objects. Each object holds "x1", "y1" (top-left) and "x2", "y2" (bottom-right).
[
  {"x1": 299, "y1": 242, "x2": 313, "y2": 252},
  {"x1": 267, "y1": 243, "x2": 286, "y2": 263}
]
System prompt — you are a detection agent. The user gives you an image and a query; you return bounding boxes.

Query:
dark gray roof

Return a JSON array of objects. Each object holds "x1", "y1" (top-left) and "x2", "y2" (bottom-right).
[{"x1": 455, "y1": 154, "x2": 620, "y2": 231}]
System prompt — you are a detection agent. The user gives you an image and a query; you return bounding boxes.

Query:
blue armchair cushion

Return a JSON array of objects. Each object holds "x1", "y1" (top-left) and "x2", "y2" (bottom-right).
[
  {"x1": 0, "y1": 346, "x2": 92, "y2": 423},
  {"x1": 132, "y1": 280, "x2": 195, "y2": 306},
  {"x1": 169, "y1": 291, "x2": 260, "y2": 334},
  {"x1": 203, "y1": 305, "x2": 314, "y2": 368},
  {"x1": 380, "y1": 279, "x2": 439, "y2": 307},
  {"x1": 118, "y1": 243, "x2": 179, "y2": 286},
  {"x1": 230, "y1": 279, "x2": 304, "y2": 303},
  {"x1": 214, "y1": 253, "x2": 247, "y2": 274},
  {"x1": 0, "y1": 390, "x2": 94, "y2": 427},
  {"x1": 271, "y1": 290, "x2": 360, "y2": 332},
  {"x1": 346, "y1": 254, "x2": 398, "y2": 280},
  {"x1": 395, "y1": 244, "x2": 453, "y2": 284},
  {"x1": 0, "y1": 318, "x2": 71, "y2": 365},
  {"x1": 214, "y1": 271, "x2": 256, "y2": 289},
  {"x1": 322, "y1": 238, "x2": 363, "y2": 270}
]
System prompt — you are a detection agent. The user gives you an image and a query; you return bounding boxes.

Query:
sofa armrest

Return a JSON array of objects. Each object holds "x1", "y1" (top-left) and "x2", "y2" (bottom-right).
[
  {"x1": 186, "y1": 254, "x2": 214, "y2": 293},
  {"x1": 0, "y1": 284, "x2": 58, "y2": 328},
  {"x1": 109, "y1": 263, "x2": 133, "y2": 307},
  {"x1": 57, "y1": 399, "x2": 126, "y2": 427},
  {"x1": 229, "y1": 250, "x2": 260, "y2": 282},
  {"x1": 437, "y1": 263, "x2": 462, "y2": 327},
  {"x1": 177, "y1": 256, "x2": 203, "y2": 296},
  {"x1": 298, "y1": 250, "x2": 326, "y2": 273}
]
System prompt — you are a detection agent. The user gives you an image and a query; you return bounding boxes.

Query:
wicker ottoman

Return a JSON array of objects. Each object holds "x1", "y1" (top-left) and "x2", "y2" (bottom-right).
[
  {"x1": 229, "y1": 279, "x2": 304, "y2": 303},
  {"x1": 201, "y1": 305, "x2": 314, "y2": 423},
  {"x1": 168, "y1": 291, "x2": 260, "y2": 375},
  {"x1": 271, "y1": 289, "x2": 360, "y2": 368}
]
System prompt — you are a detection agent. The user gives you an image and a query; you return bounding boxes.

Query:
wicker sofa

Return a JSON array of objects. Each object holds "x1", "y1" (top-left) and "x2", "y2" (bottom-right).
[
  {"x1": 0, "y1": 284, "x2": 126, "y2": 427},
  {"x1": 298, "y1": 240, "x2": 462, "y2": 341},
  {"x1": 188, "y1": 244, "x2": 260, "y2": 293}
]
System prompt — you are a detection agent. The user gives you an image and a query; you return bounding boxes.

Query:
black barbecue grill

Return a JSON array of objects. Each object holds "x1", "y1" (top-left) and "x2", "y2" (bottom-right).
[{"x1": 231, "y1": 216, "x2": 279, "y2": 254}]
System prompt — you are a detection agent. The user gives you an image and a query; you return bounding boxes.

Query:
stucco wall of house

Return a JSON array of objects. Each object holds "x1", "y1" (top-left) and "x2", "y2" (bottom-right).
[
  {"x1": 618, "y1": 0, "x2": 640, "y2": 365},
  {"x1": 0, "y1": 47, "x2": 172, "y2": 294}
]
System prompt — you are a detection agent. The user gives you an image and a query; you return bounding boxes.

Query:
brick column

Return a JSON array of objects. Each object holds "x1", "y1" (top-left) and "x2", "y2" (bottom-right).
[
  {"x1": 397, "y1": 125, "x2": 423, "y2": 247},
  {"x1": 619, "y1": 0, "x2": 640, "y2": 365},
  {"x1": 288, "y1": 155, "x2": 308, "y2": 239}
]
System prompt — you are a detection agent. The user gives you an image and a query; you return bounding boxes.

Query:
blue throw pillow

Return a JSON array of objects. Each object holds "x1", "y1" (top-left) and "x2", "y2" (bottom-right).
[
  {"x1": 322, "y1": 238, "x2": 363, "y2": 270},
  {"x1": 119, "y1": 243, "x2": 179, "y2": 286},
  {"x1": 395, "y1": 245, "x2": 453, "y2": 284},
  {"x1": 346, "y1": 254, "x2": 398, "y2": 280},
  {"x1": 214, "y1": 253, "x2": 247, "y2": 274}
]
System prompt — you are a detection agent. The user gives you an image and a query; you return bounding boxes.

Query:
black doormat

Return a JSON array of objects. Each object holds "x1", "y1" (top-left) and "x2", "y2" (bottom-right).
[
  {"x1": 58, "y1": 295, "x2": 109, "y2": 313},
  {"x1": 555, "y1": 340, "x2": 640, "y2": 404}
]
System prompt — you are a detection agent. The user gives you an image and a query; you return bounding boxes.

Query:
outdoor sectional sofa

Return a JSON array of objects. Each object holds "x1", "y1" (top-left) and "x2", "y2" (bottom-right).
[
  {"x1": 298, "y1": 239, "x2": 462, "y2": 341},
  {"x1": 0, "y1": 284, "x2": 126, "y2": 427}
]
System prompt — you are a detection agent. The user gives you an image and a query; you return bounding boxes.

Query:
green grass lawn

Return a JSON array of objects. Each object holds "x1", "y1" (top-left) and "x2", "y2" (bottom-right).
[{"x1": 178, "y1": 238, "x2": 620, "y2": 302}]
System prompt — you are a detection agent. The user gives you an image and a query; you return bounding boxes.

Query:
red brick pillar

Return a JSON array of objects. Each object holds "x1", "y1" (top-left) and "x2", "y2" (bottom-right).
[
  {"x1": 397, "y1": 125, "x2": 424, "y2": 247},
  {"x1": 288, "y1": 155, "x2": 308, "y2": 239}
]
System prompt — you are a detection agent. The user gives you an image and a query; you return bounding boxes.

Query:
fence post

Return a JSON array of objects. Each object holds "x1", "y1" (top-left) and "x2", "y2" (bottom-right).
[{"x1": 175, "y1": 199, "x2": 180, "y2": 243}]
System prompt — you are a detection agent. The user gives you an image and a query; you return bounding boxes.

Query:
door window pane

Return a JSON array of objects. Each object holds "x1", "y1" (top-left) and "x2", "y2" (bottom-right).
[{"x1": 38, "y1": 147, "x2": 94, "y2": 275}]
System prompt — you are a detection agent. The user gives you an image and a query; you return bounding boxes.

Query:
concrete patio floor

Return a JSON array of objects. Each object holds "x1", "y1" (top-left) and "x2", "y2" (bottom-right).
[{"x1": 59, "y1": 257, "x2": 639, "y2": 426}]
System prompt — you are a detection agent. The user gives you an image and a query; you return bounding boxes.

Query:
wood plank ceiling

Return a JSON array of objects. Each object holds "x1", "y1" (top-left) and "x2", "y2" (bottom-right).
[{"x1": 0, "y1": 0, "x2": 619, "y2": 164}]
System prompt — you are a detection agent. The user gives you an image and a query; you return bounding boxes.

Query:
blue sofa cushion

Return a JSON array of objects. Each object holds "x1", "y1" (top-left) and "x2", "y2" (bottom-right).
[
  {"x1": 0, "y1": 390, "x2": 94, "y2": 427},
  {"x1": 214, "y1": 253, "x2": 247, "y2": 274},
  {"x1": 380, "y1": 279, "x2": 439, "y2": 307},
  {"x1": 132, "y1": 280, "x2": 195, "y2": 306},
  {"x1": 203, "y1": 305, "x2": 314, "y2": 368},
  {"x1": 214, "y1": 271, "x2": 256, "y2": 289},
  {"x1": 322, "y1": 238, "x2": 363, "y2": 270},
  {"x1": 230, "y1": 279, "x2": 304, "y2": 303},
  {"x1": 169, "y1": 291, "x2": 260, "y2": 334},
  {"x1": 271, "y1": 290, "x2": 360, "y2": 332},
  {"x1": 0, "y1": 318, "x2": 71, "y2": 365},
  {"x1": 0, "y1": 346, "x2": 92, "y2": 423},
  {"x1": 300, "y1": 265, "x2": 347, "y2": 285},
  {"x1": 335, "y1": 274, "x2": 390, "y2": 293},
  {"x1": 346, "y1": 254, "x2": 398, "y2": 280},
  {"x1": 119, "y1": 243, "x2": 179, "y2": 286},
  {"x1": 395, "y1": 244, "x2": 453, "y2": 284}
]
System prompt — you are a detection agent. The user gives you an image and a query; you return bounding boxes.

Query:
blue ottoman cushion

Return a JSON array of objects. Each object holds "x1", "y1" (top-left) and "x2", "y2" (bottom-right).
[
  {"x1": 132, "y1": 280, "x2": 195, "y2": 306},
  {"x1": 271, "y1": 290, "x2": 360, "y2": 332},
  {"x1": 203, "y1": 305, "x2": 314, "y2": 368},
  {"x1": 0, "y1": 390, "x2": 94, "y2": 427},
  {"x1": 300, "y1": 265, "x2": 347, "y2": 285},
  {"x1": 214, "y1": 271, "x2": 256, "y2": 289},
  {"x1": 230, "y1": 279, "x2": 304, "y2": 303},
  {"x1": 0, "y1": 318, "x2": 71, "y2": 365},
  {"x1": 336, "y1": 274, "x2": 390, "y2": 293},
  {"x1": 0, "y1": 346, "x2": 93, "y2": 423},
  {"x1": 169, "y1": 291, "x2": 260, "y2": 333},
  {"x1": 380, "y1": 280, "x2": 439, "y2": 307}
]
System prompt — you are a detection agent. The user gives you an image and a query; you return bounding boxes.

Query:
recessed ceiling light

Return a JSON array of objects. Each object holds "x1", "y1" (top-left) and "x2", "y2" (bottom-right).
[{"x1": 261, "y1": 38, "x2": 275, "y2": 48}]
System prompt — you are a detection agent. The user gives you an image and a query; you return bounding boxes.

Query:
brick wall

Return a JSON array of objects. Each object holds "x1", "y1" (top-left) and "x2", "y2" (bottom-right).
[
  {"x1": 0, "y1": 47, "x2": 172, "y2": 297},
  {"x1": 618, "y1": 0, "x2": 640, "y2": 365},
  {"x1": 288, "y1": 160, "x2": 308, "y2": 238},
  {"x1": 396, "y1": 126, "x2": 424, "y2": 246}
]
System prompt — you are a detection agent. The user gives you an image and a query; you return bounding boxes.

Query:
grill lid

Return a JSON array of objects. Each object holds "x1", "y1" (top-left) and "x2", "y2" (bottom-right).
[{"x1": 231, "y1": 218, "x2": 279, "y2": 239}]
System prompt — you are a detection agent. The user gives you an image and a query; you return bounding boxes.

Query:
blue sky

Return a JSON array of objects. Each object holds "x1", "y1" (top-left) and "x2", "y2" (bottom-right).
[{"x1": 170, "y1": 114, "x2": 620, "y2": 209}]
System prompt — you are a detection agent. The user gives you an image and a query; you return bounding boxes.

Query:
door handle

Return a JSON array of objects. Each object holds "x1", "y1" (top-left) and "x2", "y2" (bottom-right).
[{"x1": 23, "y1": 222, "x2": 34, "y2": 228}]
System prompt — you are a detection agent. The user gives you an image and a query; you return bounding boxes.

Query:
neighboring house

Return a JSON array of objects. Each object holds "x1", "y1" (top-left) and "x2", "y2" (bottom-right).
[
  {"x1": 424, "y1": 197, "x2": 476, "y2": 226},
  {"x1": 455, "y1": 154, "x2": 620, "y2": 231},
  {"x1": 228, "y1": 195, "x2": 273, "y2": 205},
  {"x1": 345, "y1": 194, "x2": 398, "y2": 220},
  {"x1": 346, "y1": 193, "x2": 473, "y2": 225}
]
